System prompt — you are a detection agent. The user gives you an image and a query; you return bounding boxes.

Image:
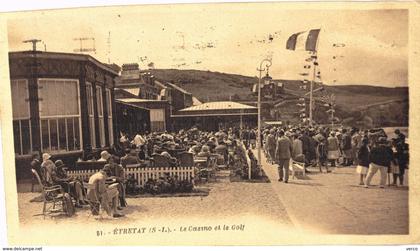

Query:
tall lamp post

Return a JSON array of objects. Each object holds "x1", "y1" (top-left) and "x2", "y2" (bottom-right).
[{"x1": 253, "y1": 58, "x2": 272, "y2": 179}]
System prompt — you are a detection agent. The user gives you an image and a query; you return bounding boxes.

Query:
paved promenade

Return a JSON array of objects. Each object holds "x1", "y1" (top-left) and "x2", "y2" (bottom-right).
[{"x1": 259, "y1": 152, "x2": 409, "y2": 234}]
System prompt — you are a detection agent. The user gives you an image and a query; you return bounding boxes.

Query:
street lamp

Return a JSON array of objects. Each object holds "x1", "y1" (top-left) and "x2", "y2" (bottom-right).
[{"x1": 253, "y1": 58, "x2": 272, "y2": 179}]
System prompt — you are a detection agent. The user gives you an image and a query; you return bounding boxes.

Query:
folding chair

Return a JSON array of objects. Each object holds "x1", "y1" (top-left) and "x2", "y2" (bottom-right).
[{"x1": 31, "y1": 169, "x2": 75, "y2": 218}]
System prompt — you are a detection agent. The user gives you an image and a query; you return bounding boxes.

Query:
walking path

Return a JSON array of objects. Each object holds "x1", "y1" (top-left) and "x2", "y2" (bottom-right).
[{"x1": 259, "y1": 152, "x2": 409, "y2": 234}]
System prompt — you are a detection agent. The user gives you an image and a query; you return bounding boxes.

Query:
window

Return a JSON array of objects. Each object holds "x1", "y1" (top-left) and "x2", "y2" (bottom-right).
[
  {"x1": 38, "y1": 79, "x2": 81, "y2": 152},
  {"x1": 150, "y1": 108, "x2": 165, "y2": 132},
  {"x1": 106, "y1": 88, "x2": 114, "y2": 146},
  {"x1": 96, "y1": 86, "x2": 105, "y2": 147},
  {"x1": 11, "y1": 79, "x2": 32, "y2": 155},
  {"x1": 86, "y1": 83, "x2": 96, "y2": 148}
]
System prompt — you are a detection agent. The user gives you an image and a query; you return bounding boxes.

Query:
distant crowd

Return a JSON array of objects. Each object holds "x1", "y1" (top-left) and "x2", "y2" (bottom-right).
[{"x1": 258, "y1": 126, "x2": 409, "y2": 187}]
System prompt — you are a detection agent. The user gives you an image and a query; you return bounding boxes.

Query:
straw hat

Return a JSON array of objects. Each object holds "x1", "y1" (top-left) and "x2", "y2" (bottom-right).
[
  {"x1": 100, "y1": 150, "x2": 111, "y2": 160},
  {"x1": 42, "y1": 153, "x2": 51, "y2": 161}
]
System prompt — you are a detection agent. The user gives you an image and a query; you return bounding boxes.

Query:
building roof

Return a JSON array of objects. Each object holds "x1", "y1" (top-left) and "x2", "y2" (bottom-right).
[
  {"x1": 122, "y1": 88, "x2": 140, "y2": 97},
  {"x1": 179, "y1": 101, "x2": 256, "y2": 112},
  {"x1": 9, "y1": 51, "x2": 119, "y2": 75},
  {"x1": 115, "y1": 100, "x2": 150, "y2": 111},
  {"x1": 117, "y1": 98, "x2": 169, "y2": 103},
  {"x1": 165, "y1": 82, "x2": 191, "y2": 95},
  {"x1": 192, "y1": 96, "x2": 202, "y2": 106}
]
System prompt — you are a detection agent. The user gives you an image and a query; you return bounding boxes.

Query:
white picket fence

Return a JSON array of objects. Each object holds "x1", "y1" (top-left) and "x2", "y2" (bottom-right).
[{"x1": 67, "y1": 166, "x2": 195, "y2": 187}]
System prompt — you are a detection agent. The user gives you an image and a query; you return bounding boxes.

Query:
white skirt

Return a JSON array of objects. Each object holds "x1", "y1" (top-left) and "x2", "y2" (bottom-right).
[
  {"x1": 356, "y1": 165, "x2": 368, "y2": 175},
  {"x1": 328, "y1": 150, "x2": 340, "y2": 160}
]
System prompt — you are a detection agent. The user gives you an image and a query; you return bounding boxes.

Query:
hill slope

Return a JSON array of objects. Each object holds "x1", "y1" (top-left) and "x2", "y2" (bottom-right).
[{"x1": 151, "y1": 69, "x2": 408, "y2": 126}]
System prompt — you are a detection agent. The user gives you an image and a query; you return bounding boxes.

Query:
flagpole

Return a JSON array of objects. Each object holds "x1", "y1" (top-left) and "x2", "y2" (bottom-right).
[
  {"x1": 309, "y1": 29, "x2": 320, "y2": 126},
  {"x1": 309, "y1": 53, "x2": 316, "y2": 126}
]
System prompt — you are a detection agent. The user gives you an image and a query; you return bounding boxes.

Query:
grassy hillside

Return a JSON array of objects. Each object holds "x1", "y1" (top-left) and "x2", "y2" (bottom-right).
[{"x1": 151, "y1": 69, "x2": 408, "y2": 126}]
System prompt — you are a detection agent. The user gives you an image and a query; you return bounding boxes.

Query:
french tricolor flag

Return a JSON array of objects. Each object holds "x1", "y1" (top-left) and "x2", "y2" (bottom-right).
[{"x1": 286, "y1": 29, "x2": 321, "y2": 52}]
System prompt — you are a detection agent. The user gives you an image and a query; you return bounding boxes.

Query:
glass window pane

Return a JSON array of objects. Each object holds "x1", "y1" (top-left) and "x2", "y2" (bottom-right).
[
  {"x1": 66, "y1": 81, "x2": 79, "y2": 115},
  {"x1": 41, "y1": 119, "x2": 50, "y2": 151},
  {"x1": 96, "y1": 87, "x2": 103, "y2": 116},
  {"x1": 67, "y1": 118, "x2": 74, "y2": 151},
  {"x1": 108, "y1": 117, "x2": 114, "y2": 146},
  {"x1": 50, "y1": 119, "x2": 58, "y2": 151},
  {"x1": 86, "y1": 84, "x2": 93, "y2": 115},
  {"x1": 99, "y1": 118, "x2": 105, "y2": 147},
  {"x1": 39, "y1": 79, "x2": 79, "y2": 117},
  {"x1": 89, "y1": 117, "x2": 95, "y2": 148},
  {"x1": 58, "y1": 118, "x2": 67, "y2": 151},
  {"x1": 21, "y1": 120, "x2": 31, "y2": 154},
  {"x1": 73, "y1": 117, "x2": 80, "y2": 150},
  {"x1": 13, "y1": 121, "x2": 21, "y2": 154},
  {"x1": 11, "y1": 80, "x2": 29, "y2": 119}
]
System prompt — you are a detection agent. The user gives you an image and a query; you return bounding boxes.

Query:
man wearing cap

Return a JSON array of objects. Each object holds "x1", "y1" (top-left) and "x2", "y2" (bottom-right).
[
  {"x1": 87, "y1": 165, "x2": 123, "y2": 218},
  {"x1": 365, "y1": 137, "x2": 394, "y2": 188}
]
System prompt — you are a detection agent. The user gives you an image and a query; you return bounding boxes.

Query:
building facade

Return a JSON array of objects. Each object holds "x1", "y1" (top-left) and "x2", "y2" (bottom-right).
[{"x1": 9, "y1": 51, "x2": 119, "y2": 174}]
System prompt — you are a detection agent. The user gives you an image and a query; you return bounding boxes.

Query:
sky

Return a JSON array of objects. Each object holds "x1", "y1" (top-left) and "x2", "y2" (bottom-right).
[{"x1": 7, "y1": 4, "x2": 408, "y2": 87}]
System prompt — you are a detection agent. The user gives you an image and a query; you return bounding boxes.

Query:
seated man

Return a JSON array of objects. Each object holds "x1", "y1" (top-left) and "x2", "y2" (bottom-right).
[
  {"x1": 106, "y1": 155, "x2": 127, "y2": 208},
  {"x1": 161, "y1": 151, "x2": 178, "y2": 167},
  {"x1": 98, "y1": 150, "x2": 111, "y2": 162},
  {"x1": 197, "y1": 145, "x2": 211, "y2": 158},
  {"x1": 87, "y1": 165, "x2": 123, "y2": 218},
  {"x1": 51, "y1": 160, "x2": 87, "y2": 208},
  {"x1": 120, "y1": 144, "x2": 141, "y2": 168}
]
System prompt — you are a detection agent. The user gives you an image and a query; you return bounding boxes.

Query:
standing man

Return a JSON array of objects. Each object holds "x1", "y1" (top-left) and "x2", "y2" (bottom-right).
[
  {"x1": 365, "y1": 137, "x2": 394, "y2": 188},
  {"x1": 275, "y1": 130, "x2": 293, "y2": 183},
  {"x1": 266, "y1": 129, "x2": 277, "y2": 164},
  {"x1": 352, "y1": 128, "x2": 362, "y2": 165}
]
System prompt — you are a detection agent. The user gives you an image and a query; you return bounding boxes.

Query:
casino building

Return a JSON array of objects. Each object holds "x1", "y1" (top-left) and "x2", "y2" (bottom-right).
[{"x1": 9, "y1": 50, "x2": 122, "y2": 177}]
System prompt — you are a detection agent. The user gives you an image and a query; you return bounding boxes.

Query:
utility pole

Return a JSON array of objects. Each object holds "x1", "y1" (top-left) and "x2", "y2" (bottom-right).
[
  {"x1": 107, "y1": 31, "x2": 111, "y2": 64},
  {"x1": 309, "y1": 52, "x2": 317, "y2": 126},
  {"x1": 23, "y1": 39, "x2": 42, "y2": 52},
  {"x1": 256, "y1": 57, "x2": 272, "y2": 179}
]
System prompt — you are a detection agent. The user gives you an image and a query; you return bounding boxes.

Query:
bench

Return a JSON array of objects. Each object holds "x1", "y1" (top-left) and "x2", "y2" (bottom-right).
[{"x1": 289, "y1": 159, "x2": 306, "y2": 179}]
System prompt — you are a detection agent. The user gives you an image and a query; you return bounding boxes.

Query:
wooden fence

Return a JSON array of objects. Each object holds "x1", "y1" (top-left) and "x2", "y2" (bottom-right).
[{"x1": 67, "y1": 166, "x2": 195, "y2": 187}]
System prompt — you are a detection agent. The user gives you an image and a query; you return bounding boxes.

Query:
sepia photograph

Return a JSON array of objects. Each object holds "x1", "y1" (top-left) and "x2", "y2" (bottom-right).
[{"x1": 0, "y1": 0, "x2": 419, "y2": 246}]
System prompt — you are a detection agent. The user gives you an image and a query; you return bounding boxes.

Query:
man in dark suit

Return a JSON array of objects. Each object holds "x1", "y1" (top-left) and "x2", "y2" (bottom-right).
[{"x1": 275, "y1": 130, "x2": 293, "y2": 183}]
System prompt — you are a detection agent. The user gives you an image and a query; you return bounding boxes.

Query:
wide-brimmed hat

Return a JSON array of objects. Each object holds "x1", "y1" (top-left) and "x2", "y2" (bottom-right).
[
  {"x1": 100, "y1": 150, "x2": 111, "y2": 160},
  {"x1": 54, "y1": 160, "x2": 65, "y2": 168},
  {"x1": 42, "y1": 153, "x2": 51, "y2": 161},
  {"x1": 378, "y1": 137, "x2": 388, "y2": 144}
]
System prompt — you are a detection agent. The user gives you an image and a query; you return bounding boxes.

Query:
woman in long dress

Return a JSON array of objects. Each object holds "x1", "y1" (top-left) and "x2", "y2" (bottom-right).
[{"x1": 327, "y1": 132, "x2": 340, "y2": 168}]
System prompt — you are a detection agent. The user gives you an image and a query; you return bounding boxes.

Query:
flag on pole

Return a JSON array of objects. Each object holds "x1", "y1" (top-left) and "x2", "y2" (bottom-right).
[{"x1": 286, "y1": 29, "x2": 320, "y2": 52}]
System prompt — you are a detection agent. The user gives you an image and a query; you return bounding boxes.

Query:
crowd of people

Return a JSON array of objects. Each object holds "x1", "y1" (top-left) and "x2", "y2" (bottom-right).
[
  {"x1": 30, "y1": 124, "x2": 409, "y2": 218},
  {"x1": 30, "y1": 126, "x2": 259, "y2": 218},
  {"x1": 260, "y1": 126, "x2": 409, "y2": 187}
]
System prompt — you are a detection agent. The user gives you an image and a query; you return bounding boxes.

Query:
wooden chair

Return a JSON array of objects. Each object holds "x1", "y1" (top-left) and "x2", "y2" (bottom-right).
[
  {"x1": 211, "y1": 153, "x2": 227, "y2": 169},
  {"x1": 151, "y1": 154, "x2": 170, "y2": 167},
  {"x1": 178, "y1": 152, "x2": 194, "y2": 167},
  {"x1": 31, "y1": 169, "x2": 75, "y2": 218},
  {"x1": 198, "y1": 156, "x2": 218, "y2": 182}
]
